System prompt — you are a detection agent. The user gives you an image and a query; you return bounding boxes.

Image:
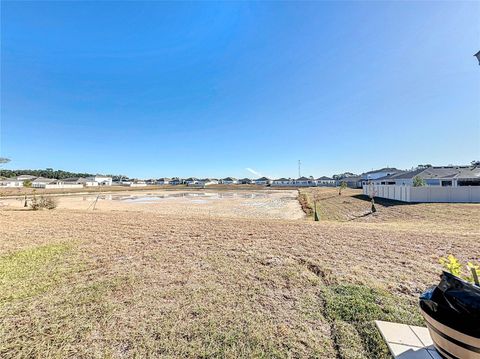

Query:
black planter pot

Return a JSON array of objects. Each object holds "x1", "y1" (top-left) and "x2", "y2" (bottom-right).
[{"x1": 419, "y1": 271, "x2": 480, "y2": 359}]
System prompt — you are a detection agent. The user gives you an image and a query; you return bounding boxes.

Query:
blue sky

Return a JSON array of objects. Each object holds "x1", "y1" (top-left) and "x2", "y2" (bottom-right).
[{"x1": 1, "y1": 1, "x2": 479, "y2": 178}]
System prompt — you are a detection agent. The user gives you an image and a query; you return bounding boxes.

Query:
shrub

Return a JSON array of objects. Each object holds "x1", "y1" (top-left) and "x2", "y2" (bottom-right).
[
  {"x1": 439, "y1": 255, "x2": 480, "y2": 285},
  {"x1": 412, "y1": 176, "x2": 425, "y2": 187},
  {"x1": 30, "y1": 196, "x2": 58, "y2": 210}
]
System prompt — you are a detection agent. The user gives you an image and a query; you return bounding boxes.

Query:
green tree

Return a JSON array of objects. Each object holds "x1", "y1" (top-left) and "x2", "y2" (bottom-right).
[
  {"x1": 339, "y1": 181, "x2": 347, "y2": 195},
  {"x1": 413, "y1": 176, "x2": 426, "y2": 187}
]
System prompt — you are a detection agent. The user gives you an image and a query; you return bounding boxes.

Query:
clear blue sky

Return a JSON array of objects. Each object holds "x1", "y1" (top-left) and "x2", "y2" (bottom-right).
[{"x1": 1, "y1": 1, "x2": 479, "y2": 178}]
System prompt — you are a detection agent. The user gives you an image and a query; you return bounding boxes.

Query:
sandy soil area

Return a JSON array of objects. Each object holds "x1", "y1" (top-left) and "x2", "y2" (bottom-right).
[{"x1": 0, "y1": 190, "x2": 305, "y2": 220}]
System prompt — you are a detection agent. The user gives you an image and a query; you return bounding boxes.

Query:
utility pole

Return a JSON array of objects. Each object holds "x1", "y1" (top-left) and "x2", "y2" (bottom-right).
[{"x1": 298, "y1": 160, "x2": 301, "y2": 177}]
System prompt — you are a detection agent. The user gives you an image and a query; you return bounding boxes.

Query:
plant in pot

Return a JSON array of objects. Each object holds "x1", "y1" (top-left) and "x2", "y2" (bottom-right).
[{"x1": 419, "y1": 255, "x2": 480, "y2": 359}]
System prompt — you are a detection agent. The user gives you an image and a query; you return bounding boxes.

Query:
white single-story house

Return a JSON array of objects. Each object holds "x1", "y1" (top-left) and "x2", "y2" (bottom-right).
[
  {"x1": 198, "y1": 178, "x2": 218, "y2": 186},
  {"x1": 371, "y1": 166, "x2": 480, "y2": 187},
  {"x1": 294, "y1": 177, "x2": 315, "y2": 187},
  {"x1": 360, "y1": 168, "x2": 402, "y2": 187},
  {"x1": 0, "y1": 178, "x2": 24, "y2": 187},
  {"x1": 120, "y1": 180, "x2": 147, "y2": 187},
  {"x1": 31, "y1": 177, "x2": 57, "y2": 188},
  {"x1": 63, "y1": 177, "x2": 98, "y2": 187},
  {"x1": 253, "y1": 177, "x2": 271, "y2": 185},
  {"x1": 157, "y1": 178, "x2": 171, "y2": 185},
  {"x1": 271, "y1": 178, "x2": 293, "y2": 186},
  {"x1": 185, "y1": 177, "x2": 199, "y2": 185},
  {"x1": 86, "y1": 175, "x2": 112, "y2": 186},
  {"x1": 220, "y1": 177, "x2": 238, "y2": 184},
  {"x1": 169, "y1": 178, "x2": 183, "y2": 185},
  {"x1": 315, "y1": 176, "x2": 336, "y2": 186},
  {"x1": 45, "y1": 180, "x2": 83, "y2": 189}
]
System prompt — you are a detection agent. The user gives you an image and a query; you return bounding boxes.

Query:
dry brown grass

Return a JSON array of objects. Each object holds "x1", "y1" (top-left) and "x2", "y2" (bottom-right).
[{"x1": 0, "y1": 188, "x2": 478, "y2": 358}]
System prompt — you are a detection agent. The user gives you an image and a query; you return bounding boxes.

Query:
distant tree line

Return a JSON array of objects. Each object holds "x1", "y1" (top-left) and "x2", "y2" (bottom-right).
[{"x1": 0, "y1": 168, "x2": 127, "y2": 181}]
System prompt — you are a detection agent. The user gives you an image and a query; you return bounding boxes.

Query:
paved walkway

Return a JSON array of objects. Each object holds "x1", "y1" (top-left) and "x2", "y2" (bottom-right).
[{"x1": 375, "y1": 320, "x2": 441, "y2": 359}]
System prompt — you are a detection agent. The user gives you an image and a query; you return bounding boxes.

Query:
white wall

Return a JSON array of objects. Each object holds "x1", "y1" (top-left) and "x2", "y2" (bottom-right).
[
  {"x1": 45, "y1": 183, "x2": 83, "y2": 189},
  {"x1": 363, "y1": 185, "x2": 480, "y2": 203},
  {"x1": 0, "y1": 181, "x2": 23, "y2": 187}
]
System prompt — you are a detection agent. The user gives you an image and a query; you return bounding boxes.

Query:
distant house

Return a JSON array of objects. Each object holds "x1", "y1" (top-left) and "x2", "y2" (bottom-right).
[
  {"x1": 238, "y1": 178, "x2": 252, "y2": 184},
  {"x1": 185, "y1": 177, "x2": 200, "y2": 185},
  {"x1": 63, "y1": 177, "x2": 98, "y2": 187},
  {"x1": 31, "y1": 177, "x2": 57, "y2": 188},
  {"x1": 340, "y1": 176, "x2": 363, "y2": 189},
  {"x1": 0, "y1": 178, "x2": 24, "y2": 187},
  {"x1": 16, "y1": 175, "x2": 37, "y2": 182},
  {"x1": 294, "y1": 177, "x2": 315, "y2": 187},
  {"x1": 271, "y1": 178, "x2": 293, "y2": 186},
  {"x1": 145, "y1": 179, "x2": 157, "y2": 185},
  {"x1": 157, "y1": 178, "x2": 171, "y2": 185},
  {"x1": 45, "y1": 180, "x2": 83, "y2": 189},
  {"x1": 85, "y1": 175, "x2": 112, "y2": 186},
  {"x1": 253, "y1": 177, "x2": 271, "y2": 185},
  {"x1": 131, "y1": 180, "x2": 147, "y2": 187},
  {"x1": 315, "y1": 176, "x2": 336, "y2": 187},
  {"x1": 120, "y1": 180, "x2": 147, "y2": 187},
  {"x1": 198, "y1": 178, "x2": 218, "y2": 186},
  {"x1": 169, "y1": 178, "x2": 183, "y2": 185},
  {"x1": 360, "y1": 168, "x2": 402, "y2": 187},
  {"x1": 221, "y1": 177, "x2": 238, "y2": 184}
]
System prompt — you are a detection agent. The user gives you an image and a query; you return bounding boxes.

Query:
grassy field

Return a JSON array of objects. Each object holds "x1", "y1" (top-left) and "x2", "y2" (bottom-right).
[{"x1": 0, "y1": 188, "x2": 478, "y2": 358}]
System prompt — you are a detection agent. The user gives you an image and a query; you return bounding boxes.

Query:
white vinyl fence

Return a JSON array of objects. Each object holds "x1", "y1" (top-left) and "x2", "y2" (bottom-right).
[{"x1": 363, "y1": 185, "x2": 480, "y2": 203}]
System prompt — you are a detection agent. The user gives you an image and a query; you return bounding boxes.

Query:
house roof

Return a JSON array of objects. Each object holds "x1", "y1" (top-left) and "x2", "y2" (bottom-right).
[
  {"x1": 185, "y1": 177, "x2": 198, "y2": 181},
  {"x1": 254, "y1": 177, "x2": 270, "y2": 181},
  {"x1": 375, "y1": 169, "x2": 422, "y2": 180},
  {"x1": 316, "y1": 176, "x2": 333, "y2": 180},
  {"x1": 341, "y1": 176, "x2": 362, "y2": 182},
  {"x1": 375, "y1": 166, "x2": 480, "y2": 181},
  {"x1": 32, "y1": 177, "x2": 56, "y2": 183},
  {"x1": 16, "y1": 175, "x2": 37, "y2": 180},
  {"x1": 363, "y1": 167, "x2": 400, "y2": 175},
  {"x1": 296, "y1": 177, "x2": 312, "y2": 181},
  {"x1": 456, "y1": 166, "x2": 480, "y2": 180},
  {"x1": 222, "y1": 177, "x2": 237, "y2": 181},
  {"x1": 63, "y1": 177, "x2": 86, "y2": 182},
  {"x1": 238, "y1": 178, "x2": 252, "y2": 182}
]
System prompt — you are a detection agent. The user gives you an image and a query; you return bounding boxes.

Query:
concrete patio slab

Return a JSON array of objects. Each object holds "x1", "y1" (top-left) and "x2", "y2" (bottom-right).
[{"x1": 375, "y1": 320, "x2": 440, "y2": 359}]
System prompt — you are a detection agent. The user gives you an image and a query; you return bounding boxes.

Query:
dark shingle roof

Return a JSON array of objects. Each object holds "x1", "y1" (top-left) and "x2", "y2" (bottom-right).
[
  {"x1": 363, "y1": 167, "x2": 400, "y2": 175},
  {"x1": 341, "y1": 176, "x2": 362, "y2": 182},
  {"x1": 376, "y1": 166, "x2": 480, "y2": 181}
]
